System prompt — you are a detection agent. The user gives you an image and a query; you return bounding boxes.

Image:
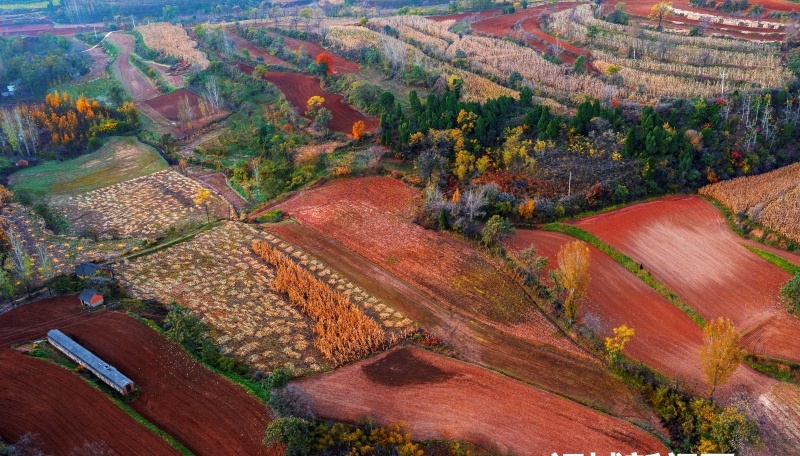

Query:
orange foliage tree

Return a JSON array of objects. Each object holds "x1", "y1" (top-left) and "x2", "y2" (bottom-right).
[
  {"x1": 252, "y1": 240, "x2": 385, "y2": 365},
  {"x1": 315, "y1": 52, "x2": 335, "y2": 75},
  {"x1": 351, "y1": 120, "x2": 366, "y2": 140}
]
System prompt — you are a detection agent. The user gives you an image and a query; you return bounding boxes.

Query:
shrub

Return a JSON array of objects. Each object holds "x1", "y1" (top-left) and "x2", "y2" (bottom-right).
[
  {"x1": 33, "y1": 203, "x2": 68, "y2": 234},
  {"x1": 254, "y1": 209, "x2": 285, "y2": 223},
  {"x1": 781, "y1": 274, "x2": 800, "y2": 315}
]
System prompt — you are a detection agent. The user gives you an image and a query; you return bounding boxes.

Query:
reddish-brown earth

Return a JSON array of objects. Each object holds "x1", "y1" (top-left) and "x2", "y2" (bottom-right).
[
  {"x1": 0, "y1": 348, "x2": 179, "y2": 455},
  {"x1": 290, "y1": 346, "x2": 668, "y2": 455},
  {"x1": 622, "y1": 0, "x2": 800, "y2": 17},
  {"x1": 65, "y1": 312, "x2": 277, "y2": 456},
  {"x1": 0, "y1": 296, "x2": 277, "y2": 455},
  {"x1": 106, "y1": 32, "x2": 160, "y2": 102},
  {"x1": 507, "y1": 229, "x2": 706, "y2": 385},
  {"x1": 265, "y1": 177, "x2": 663, "y2": 428},
  {"x1": 229, "y1": 33, "x2": 292, "y2": 67},
  {"x1": 574, "y1": 196, "x2": 800, "y2": 364},
  {"x1": 258, "y1": 70, "x2": 378, "y2": 135},
  {"x1": 275, "y1": 34, "x2": 360, "y2": 73},
  {"x1": 141, "y1": 89, "x2": 228, "y2": 137}
]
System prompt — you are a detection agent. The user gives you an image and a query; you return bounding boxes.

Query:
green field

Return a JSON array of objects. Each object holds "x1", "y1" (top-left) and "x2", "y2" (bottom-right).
[
  {"x1": 55, "y1": 77, "x2": 126, "y2": 108},
  {"x1": 9, "y1": 136, "x2": 168, "y2": 200},
  {"x1": 0, "y1": 0, "x2": 59, "y2": 10}
]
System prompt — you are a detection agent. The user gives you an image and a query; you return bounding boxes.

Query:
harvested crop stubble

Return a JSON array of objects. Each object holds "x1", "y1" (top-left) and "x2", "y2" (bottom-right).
[
  {"x1": 252, "y1": 240, "x2": 385, "y2": 365},
  {"x1": 52, "y1": 170, "x2": 226, "y2": 239},
  {"x1": 699, "y1": 163, "x2": 800, "y2": 243},
  {"x1": 137, "y1": 22, "x2": 210, "y2": 69},
  {"x1": 119, "y1": 222, "x2": 323, "y2": 372}
]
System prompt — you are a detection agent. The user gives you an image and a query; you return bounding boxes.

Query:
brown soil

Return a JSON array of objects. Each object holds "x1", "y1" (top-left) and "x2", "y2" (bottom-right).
[
  {"x1": 622, "y1": 0, "x2": 800, "y2": 18},
  {"x1": 142, "y1": 89, "x2": 228, "y2": 137},
  {"x1": 230, "y1": 33, "x2": 294, "y2": 67},
  {"x1": 290, "y1": 346, "x2": 668, "y2": 455},
  {"x1": 258, "y1": 70, "x2": 378, "y2": 135},
  {"x1": 0, "y1": 296, "x2": 278, "y2": 456},
  {"x1": 574, "y1": 195, "x2": 800, "y2": 364},
  {"x1": 0, "y1": 348, "x2": 179, "y2": 455},
  {"x1": 106, "y1": 32, "x2": 161, "y2": 102},
  {"x1": 263, "y1": 177, "x2": 664, "y2": 429},
  {"x1": 65, "y1": 312, "x2": 277, "y2": 456}
]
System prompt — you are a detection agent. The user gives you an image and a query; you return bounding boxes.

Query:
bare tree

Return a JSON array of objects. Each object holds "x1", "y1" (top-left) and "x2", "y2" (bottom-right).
[
  {"x1": 380, "y1": 35, "x2": 406, "y2": 75},
  {"x1": 204, "y1": 75, "x2": 222, "y2": 114},
  {"x1": 177, "y1": 95, "x2": 195, "y2": 130}
]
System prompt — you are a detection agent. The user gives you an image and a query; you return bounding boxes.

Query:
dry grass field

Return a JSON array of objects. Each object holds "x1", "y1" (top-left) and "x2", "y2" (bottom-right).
[
  {"x1": 52, "y1": 170, "x2": 227, "y2": 240},
  {"x1": 700, "y1": 162, "x2": 800, "y2": 244},
  {"x1": 137, "y1": 22, "x2": 210, "y2": 69}
]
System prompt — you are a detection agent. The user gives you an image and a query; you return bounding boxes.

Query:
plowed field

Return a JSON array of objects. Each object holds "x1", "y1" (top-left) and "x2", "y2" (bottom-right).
[
  {"x1": 0, "y1": 349, "x2": 178, "y2": 456},
  {"x1": 290, "y1": 346, "x2": 668, "y2": 455},
  {"x1": 506, "y1": 229, "x2": 706, "y2": 386},
  {"x1": 266, "y1": 177, "x2": 664, "y2": 428},
  {"x1": 65, "y1": 312, "x2": 277, "y2": 456},
  {"x1": 261, "y1": 71, "x2": 378, "y2": 135},
  {"x1": 574, "y1": 196, "x2": 800, "y2": 364},
  {"x1": 0, "y1": 296, "x2": 278, "y2": 455}
]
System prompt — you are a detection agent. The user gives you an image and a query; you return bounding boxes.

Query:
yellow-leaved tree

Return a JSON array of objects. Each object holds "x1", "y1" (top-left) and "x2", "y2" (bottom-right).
[
  {"x1": 351, "y1": 120, "x2": 366, "y2": 140},
  {"x1": 699, "y1": 317, "x2": 744, "y2": 398},
  {"x1": 556, "y1": 240, "x2": 591, "y2": 322},
  {"x1": 649, "y1": 2, "x2": 673, "y2": 29},
  {"x1": 605, "y1": 325, "x2": 635, "y2": 362},
  {"x1": 305, "y1": 95, "x2": 325, "y2": 117},
  {"x1": 193, "y1": 187, "x2": 212, "y2": 223}
]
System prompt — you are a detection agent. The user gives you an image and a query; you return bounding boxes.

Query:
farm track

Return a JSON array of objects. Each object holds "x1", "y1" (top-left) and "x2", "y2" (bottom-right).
[
  {"x1": 290, "y1": 346, "x2": 668, "y2": 455},
  {"x1": 573, "y1": 195, "x2": 800, "y2": 365},
  {"x1": 196, "y1": 172, "x2": 248, "y2": 212},
  {"x1": 0, "y1": 296, "x2": 278, "y2": 455},
  {"x1": 106, "y1": 33, "x2": 160, "y2": 102}
]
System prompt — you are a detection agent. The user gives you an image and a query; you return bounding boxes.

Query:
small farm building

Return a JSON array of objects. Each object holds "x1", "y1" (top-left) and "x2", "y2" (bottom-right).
[
  {"x1": 75, "y1": 262, "x2": 114, "y2": 279},
  {"x1": 47, "y1": 329, "x2": 135, "y2": 395},
  {"x1": 79, "y1": 289, "x2": 104, "y2": 308}
]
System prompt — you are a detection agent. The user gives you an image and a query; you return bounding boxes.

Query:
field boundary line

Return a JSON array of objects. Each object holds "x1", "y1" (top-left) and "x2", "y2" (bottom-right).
[
  {"x1": 744, "y1": 246, "x2": 800, "y2": 276},
  {"x1": 542, "y1": 223, "x2": 706, "y2": 327}
]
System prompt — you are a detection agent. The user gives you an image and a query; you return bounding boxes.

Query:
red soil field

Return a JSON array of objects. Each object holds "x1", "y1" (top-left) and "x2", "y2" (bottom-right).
[
  {"x1": 65, "y1": 312, "x2": 277, "y2": 456},
  {"x1": 290, "y1": 346, "x2": 668, "y2": 455},
  {"x1": 276, "y1": 34, "x2": 360, "y2": 73},
  {"x1": 144, "y1": 89, "x2": 207, "y2": 122},
  {"x1": 0, "y1": 349, "x2": 179, "y2": 455},
  {"x1": 0, "y1": 297, "x2": 277, "y2": 455},
  {"x1": 106, "y1": 32, "x2": 161, "y2": 102},
  {"x1": 266, "y1": 177, "x2": 664, "y2": 427},
  {"x1": 142, "y1": 89, "x2": 228, "y2": 138},
  {"x1": 621, "y1": 0, "x2": 800, "y2": 18},
  {"x1": 230, "y1": 33, "x2": 292, "y2": 67},
  {"x1": 471, "y1": 4, "x2": 590, "y2": 64},
  {"x1": 506, "y1": 229, "x2": 705, "y2": 385},
  {"x1": 505, "y1": 229, "x2": 767, "y2": 399},
  {"x1": 574, "y1": 196, "x2": 800, "y2": 364},
  {"x1": 0, "y1": 296, "x2": 178, "y2": 455},
  {"x1": 260, "y1": 71, "x2": 379, "y2": 135},
  {"x1": 275, "y1": 176, "x2": 546, "y2": 326}
]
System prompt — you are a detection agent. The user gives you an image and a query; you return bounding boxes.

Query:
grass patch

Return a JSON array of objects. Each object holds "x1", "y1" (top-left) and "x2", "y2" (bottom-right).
[
  {"x1": 123, "y1": 221, "x2": 221, "y2": 260},
  {"x1": 55, "y1": 77, "x2": 126, "y2": 107},
  {"x1": 745, "y1": 354, "x2": 800, "y2": 384},
  {"x1": 542, "y1": 223, "x2": 706, "y2": 327},
  {"x1": 745, "y1": 246, "x2": 800, "y2": 275},
  {"x1": 0, "y1": 0, "x2": 58, "y2": 9},
  {"x1": 8, "y1": 136, "x2": 168, "y2": 200}
]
